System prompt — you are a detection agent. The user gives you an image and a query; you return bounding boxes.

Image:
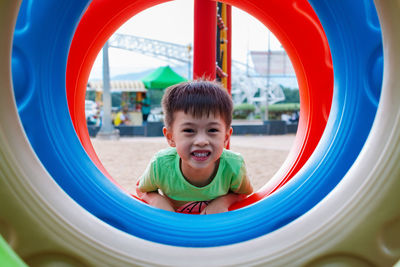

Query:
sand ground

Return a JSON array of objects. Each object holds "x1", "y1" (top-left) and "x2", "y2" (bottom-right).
[{"x1": 91, "y1": 134, "x2": 296, "y2": 195}]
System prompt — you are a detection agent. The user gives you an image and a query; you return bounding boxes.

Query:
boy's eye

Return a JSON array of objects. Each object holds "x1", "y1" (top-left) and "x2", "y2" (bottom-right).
[
  {"x1": 209, "y1": 128, "x2": 219, "y2": 133},
  {"x1": 183, "y1": 128, "x2": 194, "y2": 133}
]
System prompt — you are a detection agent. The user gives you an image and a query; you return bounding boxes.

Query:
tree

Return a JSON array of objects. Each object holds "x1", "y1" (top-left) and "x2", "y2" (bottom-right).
[{"x1": 278, "y1": 86, "x2": 300, "y2": 103}]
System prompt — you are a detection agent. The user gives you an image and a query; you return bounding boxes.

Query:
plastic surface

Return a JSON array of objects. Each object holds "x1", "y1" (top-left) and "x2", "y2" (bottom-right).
[
  {"x1": 193, "y1": 0, "x2": 217, "y2": 79},
  {"x1": 67, "y1": 0, "x2": 333, "y2": 212},
  {"x1": 12, "y1": 0, "x2": 380, "y2": 247}
]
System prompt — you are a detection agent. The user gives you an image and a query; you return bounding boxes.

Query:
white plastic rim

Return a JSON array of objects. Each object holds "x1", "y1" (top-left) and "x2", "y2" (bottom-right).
[{"x1": 0, "y1": 0, "x2": 399, "y2": 266}]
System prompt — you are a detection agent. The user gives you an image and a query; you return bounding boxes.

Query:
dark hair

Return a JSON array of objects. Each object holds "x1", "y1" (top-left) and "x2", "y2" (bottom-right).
[{"x1": 162, "y1": 80, "x2": 233, "y2": 128}]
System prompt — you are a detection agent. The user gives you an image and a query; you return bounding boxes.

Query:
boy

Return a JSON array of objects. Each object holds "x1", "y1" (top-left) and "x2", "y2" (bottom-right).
[{"x1": 136, "y1": 80, "x2": 253, "y2": 214}]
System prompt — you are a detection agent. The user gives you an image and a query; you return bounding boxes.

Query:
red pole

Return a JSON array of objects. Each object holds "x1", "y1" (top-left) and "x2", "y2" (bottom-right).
[
  {"x1": 226, "y1": 5, "x2": 232, "y2": 94},
  {"x1": 193, "y1": 0, "x2": 216, "y2": 80}
]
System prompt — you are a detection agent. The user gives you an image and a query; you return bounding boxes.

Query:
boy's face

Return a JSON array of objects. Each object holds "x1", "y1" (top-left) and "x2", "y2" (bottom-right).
[{"x1": 163, "y1": 111, "x2": 232, "y2": 180}]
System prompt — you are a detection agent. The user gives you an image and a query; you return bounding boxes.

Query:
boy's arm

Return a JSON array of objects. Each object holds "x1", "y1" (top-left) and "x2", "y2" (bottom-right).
[
  {"x1": 136, "y1": 180, "x2": 175, "y2": 212},
  {"x1": 136, "y1": 153, "x2": 175, "y2": 212},
  {"x1": 136, "y1": 187, "x2": 175, "y2": 212},
  {"x1": 141, "y1": 192, "x2": 176, "y2": 212},
  {"x1": 201, "y1": 158, "x2": 253, "y2": 215},
  {"x1": 200, "y1": 192, "x2": 246, "y2": 215}
]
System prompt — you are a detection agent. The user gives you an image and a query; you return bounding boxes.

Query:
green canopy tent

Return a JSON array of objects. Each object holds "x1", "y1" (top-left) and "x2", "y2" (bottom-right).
[{"x1": 141, "y1": 65, "x2": 187, "y2": 89}]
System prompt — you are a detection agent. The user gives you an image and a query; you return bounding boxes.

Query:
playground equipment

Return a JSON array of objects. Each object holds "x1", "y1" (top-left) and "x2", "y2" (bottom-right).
[
  {"x1": 68, "y1": 0, "x2": 334, "y2": 213},
  {"x1": 1, "y1": 0, "x2": 399, "y2": 266}
]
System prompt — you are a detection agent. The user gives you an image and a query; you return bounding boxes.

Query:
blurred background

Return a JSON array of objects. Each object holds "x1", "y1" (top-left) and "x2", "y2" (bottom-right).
[{"x1": 85, "y1": 0, "x2": 300, "y2": 129}]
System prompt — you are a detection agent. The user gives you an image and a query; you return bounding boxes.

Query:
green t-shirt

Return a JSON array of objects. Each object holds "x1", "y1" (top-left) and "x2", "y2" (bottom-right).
[{"x1": 138, "y1": 147, "x2": 253, "y2": 203}]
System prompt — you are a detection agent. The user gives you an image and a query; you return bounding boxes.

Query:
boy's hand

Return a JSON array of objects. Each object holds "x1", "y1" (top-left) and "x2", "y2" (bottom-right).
[
  {"x1": 136, "y1": 183, "x2": 175, "y2": 212},
  {"x1": 141, "y1": 192, "x2": 175, "y2": 212},
  {"x1": 200, "y1": 200, "x2": 229, "y2": 214},
  {"x1": 200, "y1": 193, "x2": 245, "y2": 215}
]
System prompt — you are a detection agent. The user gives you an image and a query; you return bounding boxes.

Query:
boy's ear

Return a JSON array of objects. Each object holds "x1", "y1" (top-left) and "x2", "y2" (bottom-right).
[
  {"x1": 163, "y1": 127, "x2": 176, "y2": 147},
  {"x1": 224, "y1": 127, "x2": 233, "y2": 147}
]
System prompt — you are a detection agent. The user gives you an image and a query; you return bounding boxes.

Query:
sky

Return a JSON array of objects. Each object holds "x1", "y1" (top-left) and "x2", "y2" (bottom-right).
[{"x1": 88, "y1": 0, "x2": 284, "y2": 80}]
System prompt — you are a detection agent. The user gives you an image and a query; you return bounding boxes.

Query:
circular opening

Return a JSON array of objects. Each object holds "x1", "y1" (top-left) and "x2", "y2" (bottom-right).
[
  {"x1": 85, "y1": 1, "x2": 299, "y2": 200},
  {"x1": 11, "y1": 0, "x2": 348, "y2": 247},
  {"x1": 66, "y1": 0, "x2": 334, "y2": 215},
  {"x1": 4, "y1": 0, "x2": 390, "y2": 264},
  {"x1": 10, "y1": 0, "x2": 384, "y2": 249}
]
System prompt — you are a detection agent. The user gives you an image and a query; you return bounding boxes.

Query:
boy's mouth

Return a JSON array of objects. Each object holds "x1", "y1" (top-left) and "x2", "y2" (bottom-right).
[{"x1": 191, "y1": 150, "x2": 211, "y2": 161}]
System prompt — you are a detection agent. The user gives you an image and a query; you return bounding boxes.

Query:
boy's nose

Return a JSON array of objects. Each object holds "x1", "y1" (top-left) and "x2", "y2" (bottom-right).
[{"x1": 194, "y1": 133, "x2": 209, "y2": 146}]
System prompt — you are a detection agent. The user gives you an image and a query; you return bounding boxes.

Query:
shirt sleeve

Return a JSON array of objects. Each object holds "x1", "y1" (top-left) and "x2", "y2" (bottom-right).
[
  {"x1": 230, "y1": 160, "x2": 253, "y2": 195},
  {"x1": 138, "y1": 158, "x2": 159, "y2": 192}
]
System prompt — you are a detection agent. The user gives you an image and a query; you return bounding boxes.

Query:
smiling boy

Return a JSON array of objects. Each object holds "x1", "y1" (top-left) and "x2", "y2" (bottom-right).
[{"x1": 136, "y1": 80, "x2": 253, "y2": 214}]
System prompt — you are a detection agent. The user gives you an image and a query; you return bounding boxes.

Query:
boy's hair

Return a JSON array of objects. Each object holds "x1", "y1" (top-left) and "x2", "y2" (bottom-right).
[{"x1": 162, "y1": 80, "x2": 233, "y2": 128}]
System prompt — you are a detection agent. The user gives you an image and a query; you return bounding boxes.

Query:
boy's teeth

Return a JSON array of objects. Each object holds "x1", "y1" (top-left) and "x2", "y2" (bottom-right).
[{"x1": 193, "y1": 152, "x2": 208, "y2": 157}]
